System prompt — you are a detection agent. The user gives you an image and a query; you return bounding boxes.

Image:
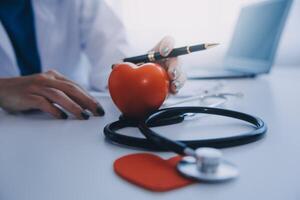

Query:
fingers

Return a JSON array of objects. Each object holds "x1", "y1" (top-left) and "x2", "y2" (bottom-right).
[
  {"x1": 170, "y1": 73, "x2": 186, "y2": 94},
  {"x1": 164, "y1": 58, "x2": 186, "y2": 94},
  {"x1": 28, "y1": 95, "x2": 68, "y2": 119},
  {"x1": 47, "y1": 79, "x2": 105, "y2": 116},
  {"x1": 152, "y1": 35, "x2": 175, "y2": 57},
  {"x1": 38, "y1": 88, "x2": 90, "y2": 120},
  {"x1": 165, "y1": 58, "x2": 179, "y2": 79},
  {"x1": 1, "y1": 71, "x2": 105, "y2": 120},
  {"x1": 151, "y1": 36, "x2": 186, "y2": 93},
  {"x1": 42, "y1": 70, "x2": 105, "y2": 117}
]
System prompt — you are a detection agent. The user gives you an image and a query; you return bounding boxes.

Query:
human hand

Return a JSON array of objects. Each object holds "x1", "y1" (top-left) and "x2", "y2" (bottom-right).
[
  {"x1": 151, "y1": 36, "x2": 186, "y2": 94},
  {"x1": 0, "y1": 70, "x2": 105, "y2": 119}
]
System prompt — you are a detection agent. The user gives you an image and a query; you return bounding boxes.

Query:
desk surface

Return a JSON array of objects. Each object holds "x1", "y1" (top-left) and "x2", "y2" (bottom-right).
[{"x1": 0, "y1": 66, "x2": 299, "y2": 200}]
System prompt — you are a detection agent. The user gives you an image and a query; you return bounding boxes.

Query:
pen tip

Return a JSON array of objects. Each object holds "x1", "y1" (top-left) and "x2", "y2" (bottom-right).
[{"x1": 205, "y1": 43, "x2": 219, "y2": 49}]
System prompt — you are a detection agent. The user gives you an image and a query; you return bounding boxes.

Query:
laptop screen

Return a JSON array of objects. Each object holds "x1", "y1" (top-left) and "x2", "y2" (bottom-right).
[{"x1": 225, "y1": 0, "x2": 292, "y2": 74}]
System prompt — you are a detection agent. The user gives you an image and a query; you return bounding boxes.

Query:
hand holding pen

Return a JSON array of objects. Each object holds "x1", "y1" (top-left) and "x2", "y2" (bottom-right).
[
  {"x1": 118, "y1": 36, "x2": 186, "y2": 94},
  {"x1": 149, "y1": 36, "x2": 186, "y2": 94},
  {"x1": 121, "y1": 36, "x2": 218, "y2": 94}
]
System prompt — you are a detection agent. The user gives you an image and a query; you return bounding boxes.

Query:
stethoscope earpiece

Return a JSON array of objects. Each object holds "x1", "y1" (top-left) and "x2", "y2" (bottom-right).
[{"x1": 177, "y1": 148, "x2": 239, "y2": 182}]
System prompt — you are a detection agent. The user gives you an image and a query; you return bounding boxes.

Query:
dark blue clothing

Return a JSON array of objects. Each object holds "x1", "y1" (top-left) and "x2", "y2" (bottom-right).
[{"x1": 0, "y1": 0, "x2": 42, "y2": 75}]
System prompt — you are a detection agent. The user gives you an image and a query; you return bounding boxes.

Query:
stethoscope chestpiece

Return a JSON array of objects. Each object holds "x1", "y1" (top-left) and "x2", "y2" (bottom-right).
[{"x1": 177, "y1": 148, "x2": 239, "y2": 182}]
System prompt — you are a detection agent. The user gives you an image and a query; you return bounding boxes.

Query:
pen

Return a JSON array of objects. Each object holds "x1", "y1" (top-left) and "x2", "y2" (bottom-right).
[{"x1": 123, "y1": 43, "x2": 219, "y2": 64}]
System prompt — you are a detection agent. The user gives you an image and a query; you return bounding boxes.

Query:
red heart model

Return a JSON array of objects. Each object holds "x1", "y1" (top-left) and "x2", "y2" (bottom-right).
[
  {"x1": 114, "y1": 153, "x2": 194, "y2": 191},
  {"x1": 108, "y1": 62, "x2": 169, "y2": 119}
]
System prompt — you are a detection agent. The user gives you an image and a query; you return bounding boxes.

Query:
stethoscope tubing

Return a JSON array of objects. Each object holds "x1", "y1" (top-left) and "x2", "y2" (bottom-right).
[
  {"x1": 139, "y1": 107, "x2": 267, "y2": 154},
  {"x1": 103, "y1": 106, "x2": 267, "y2": 152}
]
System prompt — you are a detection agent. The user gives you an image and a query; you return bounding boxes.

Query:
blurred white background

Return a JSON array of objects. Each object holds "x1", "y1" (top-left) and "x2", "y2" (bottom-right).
[{"x1": 106, "y1": 0, "x2": 300, "y2": 69}]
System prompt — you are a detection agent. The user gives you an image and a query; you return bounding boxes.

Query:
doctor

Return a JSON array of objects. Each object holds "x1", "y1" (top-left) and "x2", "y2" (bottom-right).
[{"x1": 0, "y1": 0, "x2": 186, "y2": 120}]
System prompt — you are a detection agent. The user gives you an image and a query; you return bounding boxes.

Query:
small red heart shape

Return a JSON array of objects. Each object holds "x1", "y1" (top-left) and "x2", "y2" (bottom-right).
[
  {"x1": 114, "y1": 153, "x2": 194, "y2": 192},
  {"x1": 108, "y1": 63, "x2": 169, "y2": 119}
]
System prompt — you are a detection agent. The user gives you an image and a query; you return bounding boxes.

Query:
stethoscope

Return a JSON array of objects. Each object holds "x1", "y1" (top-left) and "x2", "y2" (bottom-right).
[
  {"x1": 163, "y1": 81, "x2": 243, "y2": 109},
  {"x1": 104, "y1": 106, "x2": 267, "y2": 182}
]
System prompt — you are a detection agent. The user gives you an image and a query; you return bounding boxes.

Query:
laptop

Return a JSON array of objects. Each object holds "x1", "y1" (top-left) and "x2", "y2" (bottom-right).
[{"x1": 187, "y1": 0, "x2": 293, "y2": 79}]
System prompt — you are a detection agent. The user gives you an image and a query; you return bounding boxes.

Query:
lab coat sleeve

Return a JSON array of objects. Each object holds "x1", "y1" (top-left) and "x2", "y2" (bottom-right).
[{"x1": 79, "y1": 0, "x2": 129, "y2": 91}]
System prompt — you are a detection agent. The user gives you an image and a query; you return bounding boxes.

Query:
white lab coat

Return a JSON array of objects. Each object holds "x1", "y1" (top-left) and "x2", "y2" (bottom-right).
[{"x1": 0, "y1": 0, "x2": 128, "y2": 91}]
